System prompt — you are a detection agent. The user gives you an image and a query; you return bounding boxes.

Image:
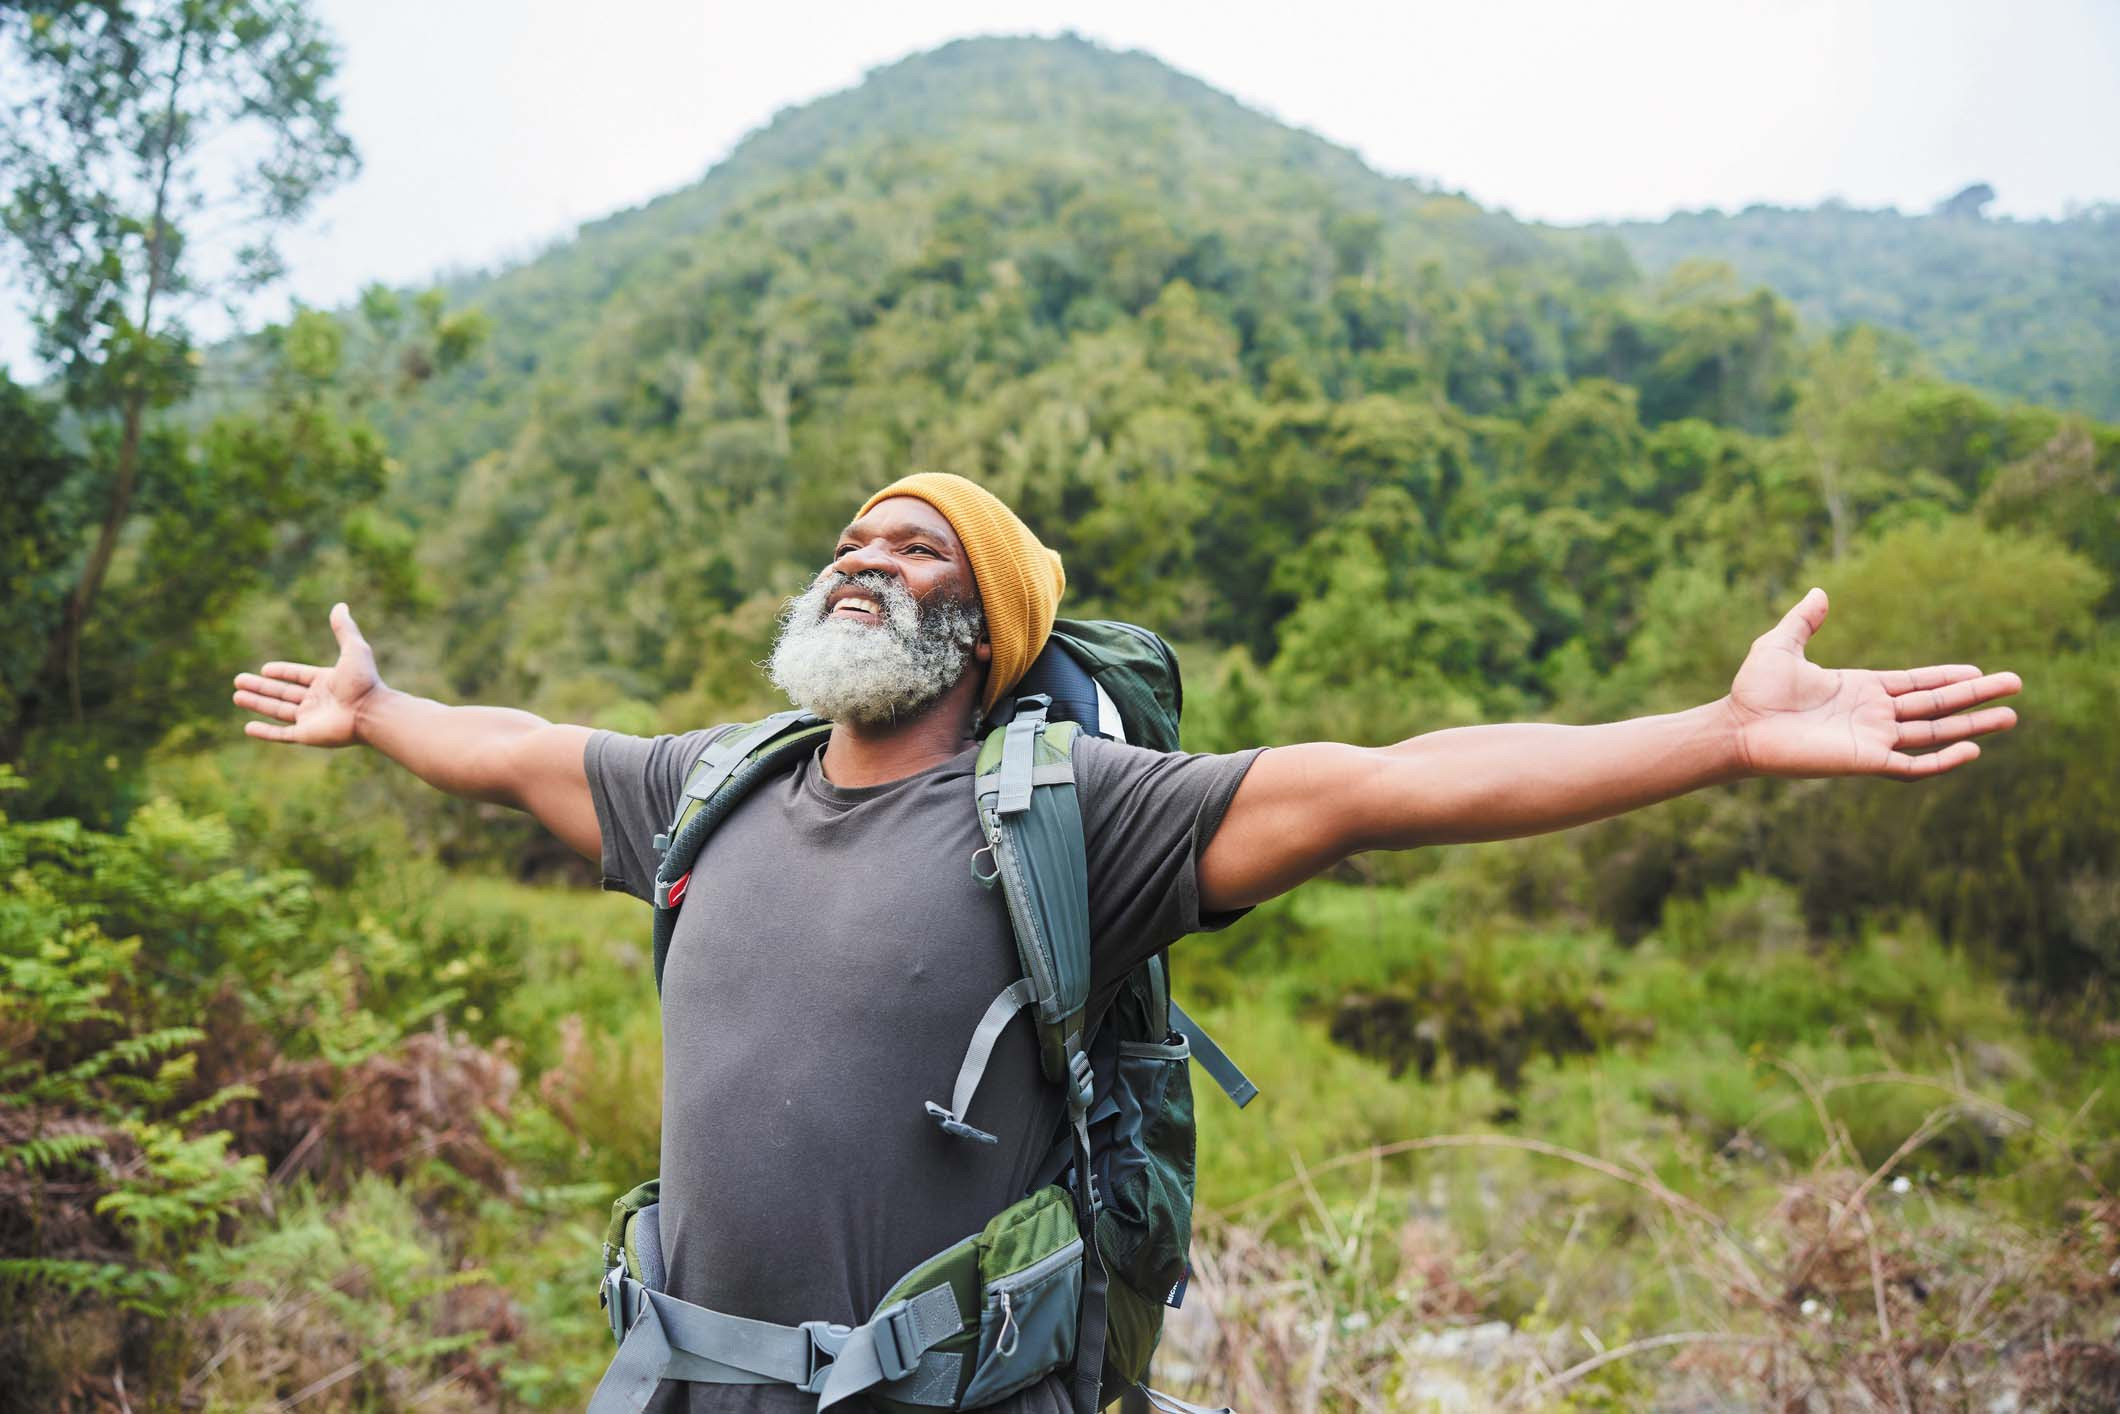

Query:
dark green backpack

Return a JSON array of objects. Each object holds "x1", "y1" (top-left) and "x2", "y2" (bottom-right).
[{"x1": 591, "y1": 620, "x2": 1255, "y2": 1414}]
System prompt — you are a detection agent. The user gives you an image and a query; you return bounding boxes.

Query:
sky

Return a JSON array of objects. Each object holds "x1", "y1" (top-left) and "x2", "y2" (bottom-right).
[{"x1": 5, "y1": 0, "x2": 2118, "y2": 372}]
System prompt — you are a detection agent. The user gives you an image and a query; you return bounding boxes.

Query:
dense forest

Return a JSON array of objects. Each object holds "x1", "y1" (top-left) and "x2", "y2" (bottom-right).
[
  {"x1": 1596, "y1": 193, "x2": 2120, "y2": 420},
  {"x1": 6, "y1": 23, "x2": 2120, "y2": 1412}
]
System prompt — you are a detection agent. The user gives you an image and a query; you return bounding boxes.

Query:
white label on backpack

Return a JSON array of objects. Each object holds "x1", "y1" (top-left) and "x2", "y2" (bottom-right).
[{"x1": 1093, "y1": 679, "x2": 1127, "y2": 744}]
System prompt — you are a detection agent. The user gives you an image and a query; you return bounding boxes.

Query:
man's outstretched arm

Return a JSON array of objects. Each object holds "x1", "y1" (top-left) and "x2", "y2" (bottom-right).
[
  {"x1": 1198, "y1": 588, "x2": 2023, "y2": 912},
  {"x1": 233, "y1": 604, "x2": 600, "y2": 860}
]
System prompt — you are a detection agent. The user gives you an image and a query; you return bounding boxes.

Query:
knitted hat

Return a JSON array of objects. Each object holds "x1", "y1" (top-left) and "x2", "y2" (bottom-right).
[{"x1": 857, "y1": 473, "x2": 1066, "y2": 714}]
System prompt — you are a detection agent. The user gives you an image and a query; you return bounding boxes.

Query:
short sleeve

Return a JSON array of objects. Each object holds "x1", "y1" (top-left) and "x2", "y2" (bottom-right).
[
  {"x1": 582, "y1": 727, "x2": 729, "y2": 901},
  {"x1": 1074, "y1": 737, "x2": 1263, "y2": 986}
]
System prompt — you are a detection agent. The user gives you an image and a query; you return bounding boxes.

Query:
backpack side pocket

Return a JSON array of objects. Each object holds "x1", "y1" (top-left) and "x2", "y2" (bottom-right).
[
  {"x1": 1094, "y1": 1034, "x2": 1196, "y2": 1379},
  {"x1": 957, "y1": 1185, "x2": 1084, "y2": 1406}
]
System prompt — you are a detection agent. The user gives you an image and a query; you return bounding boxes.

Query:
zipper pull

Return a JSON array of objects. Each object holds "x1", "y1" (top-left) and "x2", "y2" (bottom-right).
[{"x1": 995, "y1": 1289, "x2": 1018, "y2": 1358}]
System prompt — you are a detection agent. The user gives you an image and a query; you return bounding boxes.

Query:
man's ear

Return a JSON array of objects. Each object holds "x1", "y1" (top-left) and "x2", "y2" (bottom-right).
[{"x1": 974, "y1": 634, "x2": 992, "y2": 666}]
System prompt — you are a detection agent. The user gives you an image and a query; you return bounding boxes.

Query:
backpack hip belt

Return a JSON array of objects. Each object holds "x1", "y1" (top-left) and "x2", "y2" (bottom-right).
[{"x1": 593, "y1": 1265, "x2": 966, "y2": 1410}]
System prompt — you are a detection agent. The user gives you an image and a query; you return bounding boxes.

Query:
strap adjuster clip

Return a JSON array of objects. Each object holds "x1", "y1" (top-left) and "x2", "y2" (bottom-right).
[
  {"x1": 874, "y1": 1298, "x2": 918, "y2": 1382},
  {"x1": 924, "y1": 1099, "x2": 998, "y2": 1145},
  {"x1": 599, "y1": 1264, "x2": 630, "y2": 1342},
  {"x1": 798, "y1": 1320, "x2": 852, "y2": 1394},
  {"x1": 1067, "y1": 1049, "x2": 1095, "y2": 1118}
]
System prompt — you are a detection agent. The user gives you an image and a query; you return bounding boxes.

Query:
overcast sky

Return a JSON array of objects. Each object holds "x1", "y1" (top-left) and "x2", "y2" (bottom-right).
[{"x1": 5, "y1": 0, "x2": 2118, "y2": 373}]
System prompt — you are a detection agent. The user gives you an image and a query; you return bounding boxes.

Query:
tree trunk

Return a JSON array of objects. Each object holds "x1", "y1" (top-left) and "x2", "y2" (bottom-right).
[
  {"x1": 53, "y1": 394, "x2": 149, "y2": 718},
  {"x1": 41, "y1": 20, "x2": 191, "y2": 721},
  {"x1": 1819, "y1": 453, "x2": 1849, "y2": 563}
]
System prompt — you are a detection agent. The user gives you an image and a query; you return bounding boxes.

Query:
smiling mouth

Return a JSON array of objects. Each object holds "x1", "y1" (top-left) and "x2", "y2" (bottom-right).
[{"x1": 827, "y1": 594, "x2": 884, "y2": 623}]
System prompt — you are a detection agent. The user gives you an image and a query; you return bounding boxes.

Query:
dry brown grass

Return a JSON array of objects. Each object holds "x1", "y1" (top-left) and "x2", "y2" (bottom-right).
[{"x1": 1153, "y1": 1076, "x2": 2119, "y2": 1412}]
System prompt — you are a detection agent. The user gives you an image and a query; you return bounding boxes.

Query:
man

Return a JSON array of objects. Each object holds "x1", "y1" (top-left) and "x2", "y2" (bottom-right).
[{"x1": 234, "y1": 473, "x2": 2021, "y2": 1413}]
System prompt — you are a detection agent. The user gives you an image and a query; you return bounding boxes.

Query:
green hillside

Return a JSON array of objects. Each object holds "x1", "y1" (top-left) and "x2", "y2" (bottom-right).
[
  {"x1": 355, "y1": 38, "x2": 2116, "y2": 992},
  {"x1": 1594, "y1": 198, "x2": 2120, "y2": 418},
  {"x1": 9, "y1": 31, "x2": 2120, "y2": 1412}
]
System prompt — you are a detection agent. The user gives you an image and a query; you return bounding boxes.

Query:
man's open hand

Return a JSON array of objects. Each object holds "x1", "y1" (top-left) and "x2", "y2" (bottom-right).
[
  {"x1": 233, "y1": 603, "x2": 383, "y2": 748},
  {"x1": 1726, "y1": 588, "x2": 2021, "y2": 780}
]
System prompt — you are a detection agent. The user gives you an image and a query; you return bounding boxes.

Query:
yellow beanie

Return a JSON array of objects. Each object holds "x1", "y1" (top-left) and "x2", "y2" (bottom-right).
[{"x1": 857, "y1": 472, "x2": 1066, "y2": 714}]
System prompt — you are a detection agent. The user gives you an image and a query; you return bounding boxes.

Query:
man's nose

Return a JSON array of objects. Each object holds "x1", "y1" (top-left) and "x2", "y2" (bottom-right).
[{"x1": 830, "y1": 539, "x2": 899, "y2": 579}]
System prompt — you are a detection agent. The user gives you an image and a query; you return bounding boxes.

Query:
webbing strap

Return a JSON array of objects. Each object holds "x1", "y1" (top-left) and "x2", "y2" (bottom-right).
[
  {"x1": 1066, "y1": 1071, "x2": 1107, "y2": 1414},
  {"x1": 973, "y1": 761, "x2": 1076, "y2": 795},
  {"x1": 1169, "y1": 1000, "x2": 1259, "y2": 1108},
  {"x1": 996, "y1": 709, "x2": 1044, "y2": 816},
  {"x1": 1135, "y1": 1385, "x2": 1237, "y2": 1414},
  {"x1": 925, "y1": 978, "x2": 1037, "y2": 1144},
  {"x1": 589, "y1": 1275, "x2": 963, "y2": 1413},
  {"x1": 1060, "y1": 1040, "x2": 1106, "y2": 1414}
]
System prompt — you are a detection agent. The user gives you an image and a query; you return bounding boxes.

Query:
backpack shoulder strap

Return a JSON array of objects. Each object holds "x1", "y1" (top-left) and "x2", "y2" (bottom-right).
[
  {"x1": 649, "y1": 710, "x2": 831, "y2": 995},
  {"x1": 967, "y1": 699, "x2": 1109, "y2": 1414},
  {"x1": 924, "y1": 700, "x2": 1091, "y2": 1140},
  {"x1": 973, "y1": 700, "x2": 1090, "y2": 1084}
]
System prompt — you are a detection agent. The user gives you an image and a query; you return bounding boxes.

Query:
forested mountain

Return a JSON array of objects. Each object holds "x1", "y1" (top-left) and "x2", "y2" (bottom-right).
[
  {"x1": 344, "y1": 35, "x2": 2115, "y2": 992},
  {"x1": 377, "y1": 32, "x2": 1620, "y2": 714},
  {"x1": 1593, "y1": 196, "x2": 2120, "y2": 418}
]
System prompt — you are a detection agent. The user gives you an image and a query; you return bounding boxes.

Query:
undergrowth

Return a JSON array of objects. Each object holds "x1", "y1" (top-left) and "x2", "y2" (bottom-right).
[{"x1": 7, "y1": 759, "x2": 2116, "y2": 1409}]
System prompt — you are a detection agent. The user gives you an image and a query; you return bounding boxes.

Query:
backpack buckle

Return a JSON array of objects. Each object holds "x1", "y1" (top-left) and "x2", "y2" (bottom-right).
[{"x1": 798, "y1": 1320, "x2": 852, "y2": 1394}]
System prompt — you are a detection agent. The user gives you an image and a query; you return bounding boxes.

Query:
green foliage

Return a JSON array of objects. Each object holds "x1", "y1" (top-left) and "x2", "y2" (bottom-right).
[
  {"x1": 0, "y1": 2, "x2": 493, "y2": 825},
  {"x1": 0, "y1": 0, "x2": 362, "y2": 801},
  {"x1": 0, "y1": 287, "x2": 486, "y2": 824},
  {"x1": 1600, "y1": 201, "x2": 2120, "y2": 419}
]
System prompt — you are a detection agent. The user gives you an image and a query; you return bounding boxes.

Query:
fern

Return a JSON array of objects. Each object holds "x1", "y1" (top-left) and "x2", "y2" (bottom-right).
[
  {"x1": 0, "y1": 1257, "x2": 128, "y2": 1297},
  {"x1": 172, "y1": 1083, "x2": 261, "y2": 1128},
  {"x1": 94, "y1": 1123, "x2": 266, "y2": 1256},
  {"x1": 0, "y1": 1132, "x2": 106, "y2": 1174},
  {"x1": 103, "y1": 1026, "x2": 209, "y2": 1071},
  {"x1": 35, "y1": 1027, "x2": 208, "y2": 1109},
  {"x1": 107, "y1": 1051, "x2": 198, "y2": 1108}
]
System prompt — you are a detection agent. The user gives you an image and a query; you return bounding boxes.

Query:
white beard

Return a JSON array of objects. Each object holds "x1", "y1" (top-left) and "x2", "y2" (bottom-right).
[{"x1": 765, "y1": 571, "x2": 985, "y2": 727}]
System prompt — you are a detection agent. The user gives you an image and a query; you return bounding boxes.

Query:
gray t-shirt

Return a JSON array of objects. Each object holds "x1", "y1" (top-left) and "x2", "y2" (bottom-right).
[{"x1": 585, "y1": 727, "x2": 1261, "y2": 1414}]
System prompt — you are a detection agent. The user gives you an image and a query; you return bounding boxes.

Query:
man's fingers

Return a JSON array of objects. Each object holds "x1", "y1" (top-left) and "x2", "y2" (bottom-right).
[
  {"x1": 260, "y1": 660, "x2": 320, "y2": 686},
  {"x1": 1879, "y1": 664, "x2": 1981, "y2": 695},
  {"x1": 1895, "y1": 706, "x2": 2016, "y2": 749},
  {"x1": 243, "y1": 720, "x2": 299, "y2": 743},
  {"x1": 234, "y1": 689, "x2": 299, "y2": 722},
  {"x1": 1884, "y1": 741, "x2": 1980, "y2": 780},
  {"x1": 1893, "y1": 671, "x2": 2023, "y2": 721},
  {"x1": 1767, "y1": 587, "x2": 1829, "y2": 651},
  {"x1": 233, "y1": 672, "x2": 304, "y2": 703}
]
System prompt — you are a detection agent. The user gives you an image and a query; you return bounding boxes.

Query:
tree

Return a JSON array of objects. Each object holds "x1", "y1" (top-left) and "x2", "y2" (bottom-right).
[
  {"x1": 0, "y1": 293, "x2": 487, "y2": 822},
  {"x1": 0, "y1": 0, "x2": 358, "y2": 738},
  {"x1": 1935, "y1": 182, "x2": 1995, "y2": 220}
]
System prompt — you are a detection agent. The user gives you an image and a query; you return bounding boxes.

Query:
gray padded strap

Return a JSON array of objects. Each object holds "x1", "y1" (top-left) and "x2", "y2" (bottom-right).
[
  {"x1": 926, "y1": 978, "x2": 1037, "y2": 1142},
  {"x1": 590, "y1": 1276, "x2": 963, "y2": 1412},
  {"x1": 642, "y1": 1289, "x2": 815, "y2": 1383},
  {"x1": 1169, "y1": 999, "x2": 1259, "y2": 1108},
  {"x1": 682, "y1": 710, "x2": 811, "y2": 802},
  {"x1": 996, "y1": 711, "x2": 1042, "y2": 816}
]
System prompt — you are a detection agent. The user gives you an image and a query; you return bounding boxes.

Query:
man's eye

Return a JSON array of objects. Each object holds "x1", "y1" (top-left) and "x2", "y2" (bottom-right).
[
  {"x1": 905, "y1": 544, "x2": 937, "y2": 557},
  {"x1": 834, "y1": 545, "x2": 857, "y2": 557}
]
